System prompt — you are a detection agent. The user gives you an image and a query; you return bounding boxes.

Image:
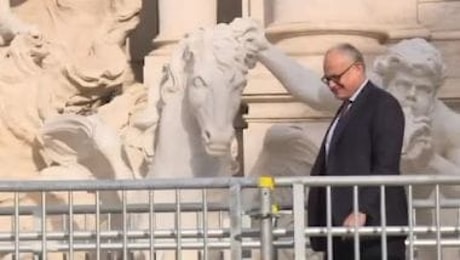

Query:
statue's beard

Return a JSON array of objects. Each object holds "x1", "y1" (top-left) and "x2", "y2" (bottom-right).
[{"x1": 401, "y1": 107, "x2": 434, "y2": 173}]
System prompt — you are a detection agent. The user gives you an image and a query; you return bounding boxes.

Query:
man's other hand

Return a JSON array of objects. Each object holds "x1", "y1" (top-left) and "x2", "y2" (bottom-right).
[{"x1": 343, "y1": 212, "x2": 366, "y2": 227}]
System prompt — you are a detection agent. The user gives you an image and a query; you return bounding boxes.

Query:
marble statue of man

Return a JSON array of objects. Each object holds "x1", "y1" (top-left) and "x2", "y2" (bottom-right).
[{"x1": 373, "y1": 38, "x2": 460, "y2": 175}]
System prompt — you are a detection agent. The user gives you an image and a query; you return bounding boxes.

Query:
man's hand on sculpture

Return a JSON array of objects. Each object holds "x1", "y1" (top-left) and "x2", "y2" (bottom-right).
[
  {"x1": 343, "y1": 212, "x2": 367, "y2": 227},
  {"x1": 230, "y1": 18, "x2": 269, "y2": 68}
]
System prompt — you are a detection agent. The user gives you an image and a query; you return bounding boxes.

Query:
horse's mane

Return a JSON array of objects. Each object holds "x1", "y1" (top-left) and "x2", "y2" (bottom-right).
[{"x1": 158, "y1": 19, "x2": 259, "y2": 105}]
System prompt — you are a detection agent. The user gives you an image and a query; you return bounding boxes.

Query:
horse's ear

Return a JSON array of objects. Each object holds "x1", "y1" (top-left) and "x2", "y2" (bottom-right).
[
  {"x1": 160, "y1": 64, "x2": 172, "y2": 87},
  {"x1": 159, "y1": 64, "x2": 178, "y2": 103},
  {"x1": 182, "y1": 45, "x2": 195, "y2": 70}
]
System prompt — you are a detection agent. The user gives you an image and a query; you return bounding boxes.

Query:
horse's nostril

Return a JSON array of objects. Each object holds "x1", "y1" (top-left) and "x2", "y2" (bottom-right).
[{"x1": 204, "y1": 130, "x2": 211, "y2": 141}]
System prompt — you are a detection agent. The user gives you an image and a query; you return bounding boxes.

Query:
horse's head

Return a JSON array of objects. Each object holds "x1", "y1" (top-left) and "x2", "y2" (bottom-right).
[
  {"x1": 160, "y1": 19, "x2": 266, "y2": 157},
  {"x1": 184, "y1": 27, "x2": 247, "y2": 156}
]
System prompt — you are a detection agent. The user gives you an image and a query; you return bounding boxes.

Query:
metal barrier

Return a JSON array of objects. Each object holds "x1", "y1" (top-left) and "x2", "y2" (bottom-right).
[
  {"x1": 0, "y1": 175, "x2": 460, "y2": 259},
  {"x1": 0, "y1": 178, "x2": 261, "y2": 260},
  {"x1": 275, "y1": 175, "x2": 460, "y2": 260}
]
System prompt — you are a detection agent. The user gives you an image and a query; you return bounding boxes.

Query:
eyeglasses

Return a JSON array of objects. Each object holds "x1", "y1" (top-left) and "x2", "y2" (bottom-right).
[{"x1": 321, "y1": 62, "x2": 358, "y2": 85}]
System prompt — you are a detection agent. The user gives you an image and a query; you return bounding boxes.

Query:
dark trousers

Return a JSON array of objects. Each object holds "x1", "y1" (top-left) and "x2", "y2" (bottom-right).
[{"x1": 322, "y1": 237, "x2": 406, "y2": 260}]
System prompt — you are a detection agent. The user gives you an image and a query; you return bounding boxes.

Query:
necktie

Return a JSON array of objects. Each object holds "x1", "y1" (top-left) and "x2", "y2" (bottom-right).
[{"x1": 338, "y1": 99, "x2": 352, "y2": 118}]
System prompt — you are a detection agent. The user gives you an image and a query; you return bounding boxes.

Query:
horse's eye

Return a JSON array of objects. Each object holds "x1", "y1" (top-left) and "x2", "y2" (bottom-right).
[{"x1": 193, "y1": 76, "x2": 207, "y2": 89}]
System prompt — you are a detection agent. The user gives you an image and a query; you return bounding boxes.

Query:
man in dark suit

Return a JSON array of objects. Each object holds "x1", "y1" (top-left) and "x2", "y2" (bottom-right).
[{"x1": 307, "y1": 43, "x2": 407, "y2": 260}]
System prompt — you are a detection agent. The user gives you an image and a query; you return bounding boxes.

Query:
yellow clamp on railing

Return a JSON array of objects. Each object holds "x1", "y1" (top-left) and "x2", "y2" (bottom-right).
[
  {"x1": 271, "y1": 204, "x2": 280, "y2": 215},
  {"x1": 257, "y1": 176, "x2": 279, "y2": 218},
  {"x1": 258, "y1": 176, "x2": 275, "y2": 190}
]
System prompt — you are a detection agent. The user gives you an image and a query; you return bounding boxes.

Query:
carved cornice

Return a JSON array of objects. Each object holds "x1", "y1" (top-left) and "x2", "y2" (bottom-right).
[
  {"x1": 265, "y1": 22, "x2": 389, "y2": 43},
  {"x1": 431, "y1": 30, "x2": 460, "y2": 41},
  {"x1": 264, "y1": 22, "x2": 431, "y2": 44},
  {"x1": 386, "y1": 27, "x2": 431, "y2": 41}
]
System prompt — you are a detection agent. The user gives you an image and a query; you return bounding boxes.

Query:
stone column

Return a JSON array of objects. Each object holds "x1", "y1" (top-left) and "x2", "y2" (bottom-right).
[
  {"x1": 144, "y1": 0, "x2": 217, "y2": 91},
  {"x1": 268, "y1": 0, "x2": 426, "y2": 41},
  {"x1": 243, "y1": 0, "x2": 428, "y2": 174},
  {"x1": 156, "y1": 0, "x2": 217, "y2": 46}
]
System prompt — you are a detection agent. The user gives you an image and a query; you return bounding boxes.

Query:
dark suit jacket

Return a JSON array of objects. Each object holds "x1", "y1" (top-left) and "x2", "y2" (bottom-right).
[{"x1": 307, "y1": 81, "x2": 408, "y2": 252}]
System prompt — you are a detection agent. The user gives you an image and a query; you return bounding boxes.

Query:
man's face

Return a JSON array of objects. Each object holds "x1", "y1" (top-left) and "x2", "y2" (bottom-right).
[
  {"x1": 386, "y1": 69, "x2": 436, "y2": 117},
  {"x1": 322, "y1": 50, "x2": 363, "y2": 101}
]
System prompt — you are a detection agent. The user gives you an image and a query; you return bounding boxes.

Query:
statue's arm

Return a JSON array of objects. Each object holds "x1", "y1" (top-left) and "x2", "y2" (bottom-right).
[
  {"x1": 258, "y1": 45, "x2": 338, "y2": 111},
  {"x1": 433, "y1": 102, "x2": 460, "y2": 168},
  {"x1": 429, "y1": 153, "x2": 460, "y2": 174},
  {"x1": 442, "y1": 147, "x2": 460, "y2": 167}
]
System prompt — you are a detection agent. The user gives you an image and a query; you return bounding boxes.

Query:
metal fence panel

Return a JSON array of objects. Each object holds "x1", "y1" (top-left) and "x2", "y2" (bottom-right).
[{"x1": 0, "y1": 175, "x2": 460, "y2": 259}]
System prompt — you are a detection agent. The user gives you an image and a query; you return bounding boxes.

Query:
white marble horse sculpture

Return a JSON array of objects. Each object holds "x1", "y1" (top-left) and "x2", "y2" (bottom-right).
[
  {"x1": 134, "y1": 18, "x2": 267, "y2": 260},
  {"x1": 123, "y1": 17, "x2": 267, "y2": 194},
  {"x1": 147, "y1": 25, "x2": 250, "y2": 179}
]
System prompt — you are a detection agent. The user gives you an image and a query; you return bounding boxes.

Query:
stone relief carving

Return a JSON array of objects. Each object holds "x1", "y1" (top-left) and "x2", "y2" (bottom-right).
[
  {"x1": 0, "y1": 0, "x2": 141, "y2": 185},
  {"x1": 0, "y1": 2, "x2": 141, "y2": 256}
]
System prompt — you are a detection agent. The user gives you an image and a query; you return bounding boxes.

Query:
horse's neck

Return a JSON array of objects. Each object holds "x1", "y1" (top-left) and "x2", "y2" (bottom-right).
[{"x1": 148, "y1": 95, "x2": 222, "y2": 178}]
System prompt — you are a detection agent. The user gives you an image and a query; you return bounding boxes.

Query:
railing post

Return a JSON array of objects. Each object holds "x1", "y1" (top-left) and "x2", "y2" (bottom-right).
[
  {"x1": 293, "y1": 183, "x2": 306, "y2": 260},
  {"x1": 259, "y1": 177, "x2": 275, "y2": 260},
  {"x1": 229, "y1": 181, "x2": 243, "y2": 260}
]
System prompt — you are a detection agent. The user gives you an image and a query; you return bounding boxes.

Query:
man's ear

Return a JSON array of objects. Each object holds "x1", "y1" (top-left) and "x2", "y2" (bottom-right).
[{"x1": 356, "y1": 62, "x2": 366, "y2": 72}]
